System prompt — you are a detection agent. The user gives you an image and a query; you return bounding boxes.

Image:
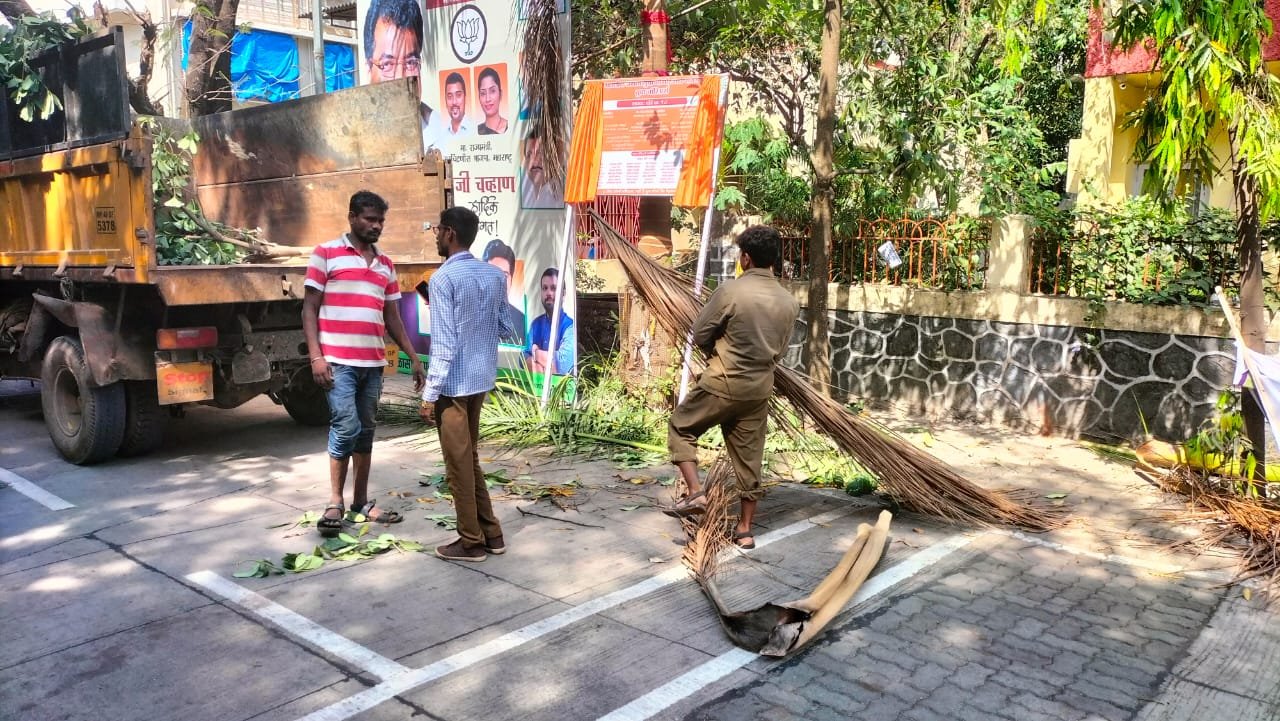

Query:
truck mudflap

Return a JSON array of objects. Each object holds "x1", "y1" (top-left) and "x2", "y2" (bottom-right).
[{"x1": 23, "y1": 294, "x2": 154, "y2": 387}]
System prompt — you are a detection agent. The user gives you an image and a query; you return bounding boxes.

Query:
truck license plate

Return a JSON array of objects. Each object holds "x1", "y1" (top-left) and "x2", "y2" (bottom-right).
[{"x1": 156, "y1": 360, "x2": 214, "y2": 405}]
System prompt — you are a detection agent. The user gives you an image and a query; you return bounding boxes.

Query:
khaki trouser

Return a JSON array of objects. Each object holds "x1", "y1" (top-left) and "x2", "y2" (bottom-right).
[
  {"x1": 436, "y1": 393, "x2": 502, "y2": 546},
  {"x1": 668, "y1": 385, "x2": 770, "y2": 501}
]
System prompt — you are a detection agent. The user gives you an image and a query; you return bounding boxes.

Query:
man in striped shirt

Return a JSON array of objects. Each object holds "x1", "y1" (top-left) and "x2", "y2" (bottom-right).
[
  {"x1": 303, "y1": 190, "x2": 426, "y2": 536},
  {"x1": 417, "y1": 206, "x2": 515, "y2": 562}
]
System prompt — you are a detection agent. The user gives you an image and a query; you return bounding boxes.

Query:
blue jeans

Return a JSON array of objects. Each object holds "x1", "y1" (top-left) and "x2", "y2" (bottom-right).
[{"x1": 326, "y1": 364, "x2": 384, "y2": 459}]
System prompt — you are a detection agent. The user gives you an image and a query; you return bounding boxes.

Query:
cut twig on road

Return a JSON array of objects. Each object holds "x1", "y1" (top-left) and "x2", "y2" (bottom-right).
[{"x1": 516, "y1": 505, "x2": 604, "y2": 528}]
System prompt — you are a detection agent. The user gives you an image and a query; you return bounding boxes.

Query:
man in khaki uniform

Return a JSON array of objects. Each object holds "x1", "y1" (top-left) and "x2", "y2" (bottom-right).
[{"x1": 665, "y1": 225, "x2": 800, "y2": 549}]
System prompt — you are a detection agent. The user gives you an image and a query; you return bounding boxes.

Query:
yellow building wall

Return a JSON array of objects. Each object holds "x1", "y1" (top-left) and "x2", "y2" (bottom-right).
[{"x1": 1069, "y1": 74, "x2": 1249, "y2": 211}]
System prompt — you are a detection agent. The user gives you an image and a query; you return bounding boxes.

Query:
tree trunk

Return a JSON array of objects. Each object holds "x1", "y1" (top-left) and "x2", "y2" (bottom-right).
[
  {"x1": 184, "y1": 0, "x2": 239, "y2": 117},
  {"x1": 622, "y1": 0, "x2": 676, "y2": 392},
  {"x1": 805, "y1": 0, "x2": 840, "y2": 395},
  {"x1": 92, "y1": 0, "x2": 162, "y2": 116},
  {"x1": 0, "y1": 0, "x2": 35, "y2": 24},
  {"x1": 1232, "y1": 130, "x2": 1267, "y2": 481}
]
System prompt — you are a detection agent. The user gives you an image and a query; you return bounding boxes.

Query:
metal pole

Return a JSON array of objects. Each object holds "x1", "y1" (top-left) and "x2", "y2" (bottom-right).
[
  {"x1": 541, "y1": 203, "x2": 576, "y2": 408},
  {"x1": 312, "y1": 0, "x2": 326, "y2": 95},
  {"x1": 676, "y1": 75, "x2": 730, "y2": 402}
]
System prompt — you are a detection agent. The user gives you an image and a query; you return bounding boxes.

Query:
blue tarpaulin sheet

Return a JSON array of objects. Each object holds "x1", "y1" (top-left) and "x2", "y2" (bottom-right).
[
  {"x1": 325, "y1": 43, "x2": 356, "y2": 92},
  {"x1": 182, "y1": 24, "x2": 355, "y2": 102}
]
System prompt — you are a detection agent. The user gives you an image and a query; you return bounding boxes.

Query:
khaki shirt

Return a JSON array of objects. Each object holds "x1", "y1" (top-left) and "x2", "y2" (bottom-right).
[{"x1": 692, "y1": 268, "x2": 800, "y2": 400}]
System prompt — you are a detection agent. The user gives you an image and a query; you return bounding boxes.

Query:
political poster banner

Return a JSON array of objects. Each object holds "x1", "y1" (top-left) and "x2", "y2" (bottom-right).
[
  {"x1": 357, "y1": 0, "x2": 574, "y2": 381},
  {"x1": 597, "y1": 76, "x2": 704, "y2": 196}
]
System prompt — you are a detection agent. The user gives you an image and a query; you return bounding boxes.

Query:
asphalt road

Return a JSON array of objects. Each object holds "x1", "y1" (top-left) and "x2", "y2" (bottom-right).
[{"x1": 2, "y1": 377, "x2": 1278, "y2": 721}]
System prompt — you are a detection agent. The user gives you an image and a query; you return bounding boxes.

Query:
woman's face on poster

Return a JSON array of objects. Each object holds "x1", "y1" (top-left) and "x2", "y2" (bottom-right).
[{"x1": 479, "y1": 74, "x2": 502, "y2": 119}]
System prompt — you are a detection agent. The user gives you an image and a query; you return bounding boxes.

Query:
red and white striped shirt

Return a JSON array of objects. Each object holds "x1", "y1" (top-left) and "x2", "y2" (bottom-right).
[{"x1": 304, "y1": 234, "x2": 402, "y2": 367}]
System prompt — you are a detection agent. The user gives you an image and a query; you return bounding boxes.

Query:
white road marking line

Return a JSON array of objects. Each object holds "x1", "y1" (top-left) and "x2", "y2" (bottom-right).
[
  {"x1": 594, "y1": 531, "x2": 985, "y2": 721},
  {"x1": 291, "y1": 505, "x2": 862, "y2": 721},
  {"x1": 186, "y1": 571, "x2": 410, "y2": 681},
  {"x1": 0, "y1": 467, "x2": 74, "y2": 510}
]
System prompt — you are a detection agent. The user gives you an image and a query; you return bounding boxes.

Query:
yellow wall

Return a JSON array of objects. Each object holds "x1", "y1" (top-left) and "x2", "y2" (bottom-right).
[{"x1": 1069, "y1": 74, "x2": 1246, "y2": 210}]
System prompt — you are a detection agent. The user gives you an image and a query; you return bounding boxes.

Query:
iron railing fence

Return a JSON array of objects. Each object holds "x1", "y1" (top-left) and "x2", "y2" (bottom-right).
[
  {"x1": 575, "y1": 196, "x2": 641, "y2": 259},
  {"x1": 1027, "y1": 221, "x2": 1238, "y2": 305},
  {"x1": 779, "y1": 217, "x2": 989, "y2": 291}
]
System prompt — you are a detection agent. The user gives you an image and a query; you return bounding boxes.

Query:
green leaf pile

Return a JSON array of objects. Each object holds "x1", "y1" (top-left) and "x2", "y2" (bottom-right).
[{"x1": 233, "y1": 530, "x2": 426, "y2": 578}]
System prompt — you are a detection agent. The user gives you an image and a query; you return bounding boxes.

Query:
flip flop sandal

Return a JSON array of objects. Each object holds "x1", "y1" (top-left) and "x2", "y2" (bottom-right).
[
  {"x1": 661, "y1": 491, "x2": 707, "y2": 518},
  {"x1": 732, "y1": 531, "x2": 756, "y2": 550},
  {"x1": 318, "y1": 504, "x2": 344, "y2": 537},
  {"x1": 349, "y1": 500, "x2": 403, "y2": 525}
]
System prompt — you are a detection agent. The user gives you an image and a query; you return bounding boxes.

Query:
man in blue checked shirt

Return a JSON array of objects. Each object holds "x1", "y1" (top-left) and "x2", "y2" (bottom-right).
[{"x1": 418, "y1": 207, "x2": 515, "y2": 562}]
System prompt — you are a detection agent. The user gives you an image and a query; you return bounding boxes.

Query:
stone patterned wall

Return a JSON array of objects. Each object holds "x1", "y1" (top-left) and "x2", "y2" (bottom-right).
[{"x1": 788, "y1": 310, "x2": 1237, "y2": 443}]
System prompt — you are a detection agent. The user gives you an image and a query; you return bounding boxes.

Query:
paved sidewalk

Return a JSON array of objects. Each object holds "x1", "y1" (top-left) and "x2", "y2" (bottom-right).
[{"x1": 3, "y1": 374, "x2": 1278, "y2": 721}]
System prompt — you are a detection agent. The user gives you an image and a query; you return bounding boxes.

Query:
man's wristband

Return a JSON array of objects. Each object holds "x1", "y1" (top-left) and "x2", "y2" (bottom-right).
[
  {"x1": 419, "y1": 399, "x2": 433, "y2": 409},
  {"x1": 309, "y1": 357, "x2": 325, "y2": 363}
]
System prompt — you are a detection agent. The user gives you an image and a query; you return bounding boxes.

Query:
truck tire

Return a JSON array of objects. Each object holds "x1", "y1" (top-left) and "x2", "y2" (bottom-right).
[
  {"x1": 280, "y1": 376, "x2": 331, "y2": 427},
  {"x1": 41, "y1": 336, "x2": 126, "y2": 465},
  {"x1": 117, "y1": 381, "x2": 166, "y2": 457}
]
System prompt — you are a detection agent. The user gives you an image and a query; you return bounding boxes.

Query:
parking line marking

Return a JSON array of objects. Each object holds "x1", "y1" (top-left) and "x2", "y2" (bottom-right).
[
  {"x1": 594, "y1": 531, "x2": 985, "y2": 721},
  {"x1": 186, "y1": 571, "x2": 410, "y2": 681},
  {"x1": 291, "y1": 505, "x2": 862, "y2": 721},
  {"x1": 0, "y1": 468, "x2": 74, "y2": 510}
]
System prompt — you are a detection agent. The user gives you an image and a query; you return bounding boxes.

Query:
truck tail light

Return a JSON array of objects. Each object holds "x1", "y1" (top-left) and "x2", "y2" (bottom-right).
[{"x1": 156, "y1": 326, "x2": 218, "y2": 350}]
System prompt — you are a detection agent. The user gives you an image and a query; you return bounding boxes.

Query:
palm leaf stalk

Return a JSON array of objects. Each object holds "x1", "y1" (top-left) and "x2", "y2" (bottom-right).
[
  {"x1": 590, "y1": 208, "x2": 1061, "y2": 532},
  {"x1": 519, "y1": 0, "x2": 568, "y2": 187}
]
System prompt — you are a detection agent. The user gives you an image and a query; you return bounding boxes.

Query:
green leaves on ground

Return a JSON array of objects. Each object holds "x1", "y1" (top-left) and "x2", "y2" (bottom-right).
[
  {"x1": 232, "y1": 531, "x2": 426, "y2": 578},
  {"x1": 427, "y1": 514, "x2": 458, "y2": 530}
]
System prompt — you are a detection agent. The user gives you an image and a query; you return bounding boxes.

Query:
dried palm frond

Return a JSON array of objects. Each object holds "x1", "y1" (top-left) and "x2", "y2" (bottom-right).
[
  {"x1": 1153, "y1": 466, "x2": 1280, "y2": 594},
  {"x1": 679, "y1": 462, "x2": 894, "y2": 656},
  {"x1": 519, "y1": 0, "x2": 568, "y2": 187},
  {"x1": 590, "y1": 208, "x2": 1061, "y2": 532}
]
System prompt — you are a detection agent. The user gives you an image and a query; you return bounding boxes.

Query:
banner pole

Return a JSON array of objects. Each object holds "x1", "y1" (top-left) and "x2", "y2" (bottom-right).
[
  {"x1": 676, "y1": 75, "x2": 730, "y2": 402},
  {"x1": 541, "y1": 203, "x2": 577, "y2": 409}
]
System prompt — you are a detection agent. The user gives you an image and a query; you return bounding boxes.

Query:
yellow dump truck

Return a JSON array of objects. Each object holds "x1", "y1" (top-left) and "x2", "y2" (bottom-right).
[{"x1": 0, "y1": 30, "x2": 448, "y2": 464}]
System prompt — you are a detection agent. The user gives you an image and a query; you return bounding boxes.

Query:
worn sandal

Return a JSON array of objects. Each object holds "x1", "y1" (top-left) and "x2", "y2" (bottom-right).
[
  {"x1": 661, "y1": 491, "x2": 707, "y2": 518},
  {"x1": 349, "y1": 500, "x2": 403, "y2": 524},
  {"x1": 732, "y1": 530, "x2": 756, "y2": 550},
  {"x1": 318, "y1": 504, "x2": 344, "y2": 537}
]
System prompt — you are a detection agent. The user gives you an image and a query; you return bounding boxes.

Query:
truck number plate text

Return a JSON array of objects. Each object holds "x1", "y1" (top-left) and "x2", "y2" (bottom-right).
[{"x1": 95, "y1": 207, "x2": 117, "y2": 235}]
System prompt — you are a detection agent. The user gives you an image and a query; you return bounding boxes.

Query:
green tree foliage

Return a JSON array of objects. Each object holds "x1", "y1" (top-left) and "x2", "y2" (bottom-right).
[
  {"x1": 1112, "y1": 0, "x2": 1280, "y2": 217},
  {"x1": 1109, "y1": 0, "x2": 1280, "y2": 472},
  {"x1": 0, "y1": 11, "x2": 91, "y2": 121}
]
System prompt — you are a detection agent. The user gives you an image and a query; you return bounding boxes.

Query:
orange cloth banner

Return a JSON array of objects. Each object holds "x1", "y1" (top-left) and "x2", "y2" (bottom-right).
[
  {"x1": 672, "y1": 74, "x2": 723, "y2": 209},
  {"x1": 563, "y1": 80, "x2": 605, "y2": 204},
  {"x1": 563, "y1": 75, "x2": 725, "y2": 207}
]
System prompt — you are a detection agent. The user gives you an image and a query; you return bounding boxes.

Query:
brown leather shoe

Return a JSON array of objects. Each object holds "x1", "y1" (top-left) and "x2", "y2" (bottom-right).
[
  {"x1": 435, "y1": 539, "x2": 486, "y2": 562},
  {"x1": 484, "y1": 535, "x2": 506, "y2": 555}
]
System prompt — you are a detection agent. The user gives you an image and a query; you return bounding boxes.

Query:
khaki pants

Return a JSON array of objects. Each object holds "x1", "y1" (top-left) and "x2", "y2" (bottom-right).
[
  {"x1": 668, "y1": 385, "x2": 770, "y2": 501},
  {"x1": 436, "y1": 393, "x2": 502, "y2": 546}
]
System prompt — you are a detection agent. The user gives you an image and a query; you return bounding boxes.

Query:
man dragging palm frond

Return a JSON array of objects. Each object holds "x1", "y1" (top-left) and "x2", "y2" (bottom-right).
[{"x1": 663, "y1": 226, "x2": 800, "y2": 549}]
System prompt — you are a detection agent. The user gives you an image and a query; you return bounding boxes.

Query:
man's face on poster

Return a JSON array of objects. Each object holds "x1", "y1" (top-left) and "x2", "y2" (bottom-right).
[
  {"x1": 488, "y1": 256, "x2": 514, "y2": 291},
  {"x1": 540, "y1": 273, "x2": 558, "y2": 314},
  {"x1": 446, "y1": 80, "x2": 467, "y2": 124},
  {"x1": 525, "y1": 138, "x2": 545, "y2": 188},
  {"x1": 368, "y1": 19, "x2": 421, "y2": 82}
]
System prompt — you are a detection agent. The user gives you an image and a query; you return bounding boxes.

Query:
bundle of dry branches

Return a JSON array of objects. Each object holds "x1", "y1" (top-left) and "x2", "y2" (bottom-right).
[
  {"x1": 590, "y1": 209, "x2": 1060, "y2": 532},
  {"x1": 1153, "y1": 468, "x2": 1280, "y2": 589}
]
